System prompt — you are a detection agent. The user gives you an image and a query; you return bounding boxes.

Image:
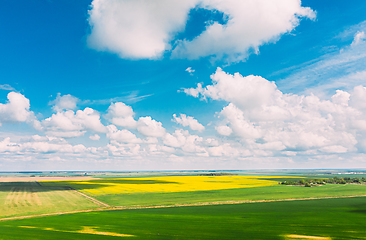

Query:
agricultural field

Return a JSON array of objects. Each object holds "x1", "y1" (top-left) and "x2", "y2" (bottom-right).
[
  {"x1": 40, "y1": 175, "x2": 366, "y2": 207},
  {"x1": 40, "y1": 175, "x2": 283, "y2": 194},
  {"x1": 0, "y1": 182, "x2": 100, "y2": 219},
  {"x1": 1, "y1": 172, "x2": 366, "y2": 239},
  {"x1": 1, "y1": 196, "x2": 366, "y2": 239}
]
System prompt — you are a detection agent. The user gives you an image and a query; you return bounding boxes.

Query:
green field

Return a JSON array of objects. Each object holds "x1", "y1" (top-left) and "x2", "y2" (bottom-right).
[
  {"x1": 1, "y1": 196, "x2": 366, "y2": 239},
  {"x1": 0, "y1": 182, "x2": 99, "y2": 219},
  {"x1": 1, "y1": 173, "x2": 366, "y2": 239}
]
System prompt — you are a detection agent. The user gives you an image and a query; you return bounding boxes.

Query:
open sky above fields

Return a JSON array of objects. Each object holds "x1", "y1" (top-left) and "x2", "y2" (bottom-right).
[{"x1": 1, "y1": 0, "x2": 366, "y2": 171}]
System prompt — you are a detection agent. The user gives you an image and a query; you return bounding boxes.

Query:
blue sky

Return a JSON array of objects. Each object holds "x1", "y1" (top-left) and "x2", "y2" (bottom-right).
[{"x1": 1, "y1": 0, "x2": 366, "y2": 171}]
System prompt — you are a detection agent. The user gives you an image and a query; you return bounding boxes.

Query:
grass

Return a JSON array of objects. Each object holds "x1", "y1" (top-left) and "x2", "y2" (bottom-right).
[
  {"x1": 0, "y1": 182, "x2": 99, "y2": 219},
  {"x1": 1, "y1": 196, "x2": 366, "y2": 239}
]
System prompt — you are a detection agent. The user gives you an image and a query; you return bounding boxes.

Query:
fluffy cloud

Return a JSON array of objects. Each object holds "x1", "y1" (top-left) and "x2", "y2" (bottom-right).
[
  {"x1": 207, "y1": 143, "x2": 235, "y2": 157},
  {"x1": 0, "y1": 92, "x2": 32, "y2": 123},
  {"x1": 106, "y1": 125, "x2": 142, "y2": 143},
  {"x1": 46, "y1": 131, "x2": 86, "y2": 138},
  {"x1": 172, "y1": 0, "x2": 315, "y2": 62},
  {"x1": 6, "y1": 68, "x2": 366, "y2": 168},
  {"x1": 43, "y1": 107, "x2": 107, "y2": 137},
  {"x1": 87, "y1": 0, "x2": 314, "y2": 62},
  {"x1": 349, "y1": 85, "x2": 366, "y2": 110},
  {"x1": 50, "y1": 93, "x2": 79, "y2": 112},
  {"x1": 163, "y1": 129, "x2": 206, "y2": 153},
  {"x1": 186, "y1": 68, "x2": 366, "y2": 155},
  {"x1": 173, "y1": 114, "x2": 205, "y2": 132},
  {"x1": 219, "y1": 103, "x2": 262, "y2": 139},
  {"x1": 87, "y1": 0, "x2": 197, "y2": 59},
  {"x1": 106, "y1": 102, "x2": 137, "y2": 128},
  {"x1": 0, "y1": 92, "x2": 41, "y2": 129},
  {"x1": 185, "y1": 67, "x2": 280, "y2": 111},
  {"x1": 0, "y1": 137, "x2": 21, "y2": 152},
  {"x1": 215, "y1": 125, "x2": 232, "y2": 136},
  {"x1": 0, "y1": 135, "x2": 87, "y2": 154},
  {"x1": 106, "y1": 102, "x2": 167, "y2": 138},
  {"x1": 137, "y1": 116, "x2": 166, "y2": 137},
  {"x1": 89, "y1": 134, "x2": 101, "y2": 141},
  {"x1": 22, "y1": 141, "x2": 87, "y2": 153},
  {"x1": 106, "y1": 142, "x2": 142, "y2": 156}
]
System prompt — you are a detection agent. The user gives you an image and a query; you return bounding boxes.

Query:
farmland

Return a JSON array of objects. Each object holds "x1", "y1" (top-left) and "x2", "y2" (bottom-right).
[
  {"x1": 0, "y1": 182, "x2": 100, "y2": 219},
  {"x1": 40, "y1": 175, "x2": 283, "y2": 194},
  {"x1": 1, "y1": 196, "x2": 366, "y2": 239},
  {"x1": 40, "y1": 175, "x2": 366, "y2": 207},
  {"x1": 0, "y1": 172, "x2": 366, "y2": 239}
]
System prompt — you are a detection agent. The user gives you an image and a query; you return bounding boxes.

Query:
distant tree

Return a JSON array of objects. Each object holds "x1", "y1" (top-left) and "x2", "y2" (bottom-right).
[
  {"x1": 305, "y1": 182, "x2": 311, "y2": 187},
  {"x1": 340, "y1": 178, "x2": 346, "y2": 184},
  {"x1": 353, "y1": 178, "x2": 361, "y2": 183}
]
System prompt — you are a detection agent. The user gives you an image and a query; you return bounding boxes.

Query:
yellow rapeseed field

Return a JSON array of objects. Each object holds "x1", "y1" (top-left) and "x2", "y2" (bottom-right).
[{"x1": 43, "y1": 176, "x2": 283, "y2": 196}]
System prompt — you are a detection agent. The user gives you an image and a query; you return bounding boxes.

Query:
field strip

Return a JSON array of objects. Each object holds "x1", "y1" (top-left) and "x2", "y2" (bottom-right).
[
  {"x1": 60, "y1": 185, "x2": 110, "y2": 208},
  {"x1": 113, "y1": 194, "x2": 366, "y2": 209},
  {"x1": 2, "y1": 194, "x2": 366, "y2": 222},
  {"x1": 35, "y1": 181, "x2": 110, "y2": 207},
  {"x1": 0, "y1": 207, "x2": 110, "y2": 222}
]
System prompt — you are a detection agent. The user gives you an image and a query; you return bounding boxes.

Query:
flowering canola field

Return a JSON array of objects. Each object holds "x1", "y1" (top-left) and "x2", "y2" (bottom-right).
[{"x1": 42, "y1": 175, "x2": 282, "y2": 196}]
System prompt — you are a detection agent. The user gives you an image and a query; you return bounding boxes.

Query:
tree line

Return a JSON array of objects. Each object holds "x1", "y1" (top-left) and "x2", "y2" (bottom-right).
[{"x1": 280, "y1": 177, "x2": 366, "y2": 187}]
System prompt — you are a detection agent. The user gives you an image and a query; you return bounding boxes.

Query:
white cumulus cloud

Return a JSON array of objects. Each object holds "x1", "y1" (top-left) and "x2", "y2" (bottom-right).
[
  {"x1": 163, "y1": 129, "x2": 205, "y2": 153},
  {"x1": 215, "y1": 125, "x2": 232, "y2": 136},
  {"x1": 89, "y1": 134, "x2": 101, "y2": 141},
  {"x1": 87, "y1": 0, "x2": 197, "y2": 59},
  {"x1": 0, "y1": 92, "x2": 41, "y2": 129},
  {"x1": 106, "y1": 125, "x2": 142, "y2": 143},
  {"x1": 0, "y1": 92, "x2": 32, "y2": 123},
  {"x1": 173, "y1": 114, "x2": 205, "y2": 132},
  {"x1": 106, "y1": 102, "x2": 167, "y2": 139},
  {"x1": 172, "y1": 0, "x2": 315, "y2": 63},
  {"x1": 87, "y1": 0, "x2": 315, "y2": 63},
  {"x1": 137, "y1": 116, "x2": 166, "y2": 137},
  {"x1": 0, "y1": 137, "x2": 21, "y2": 152},
  {"x1": 106, "y1": 102, "x2": 137, "y2": 128},
  {"x1": 50, "y1": 93, "x2": 79, "y2": 112},
  {"x1": 0, "y1": 135, "x2": 88, "y2": 154},
  {"x1": 185, "y1": 68, "x2": 366, "y2": 155},
  {"x1": 43, "y1": 107, "x2": 107, "y2": 137}
]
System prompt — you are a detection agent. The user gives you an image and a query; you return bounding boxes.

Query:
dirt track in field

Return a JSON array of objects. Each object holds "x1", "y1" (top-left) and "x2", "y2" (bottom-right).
[
  {"x1": 65, "y1": 187, "x2": 110, "y2": 207},
  {"x1": 1, "y1": 194, "x2": 366, "y2": 222}
]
